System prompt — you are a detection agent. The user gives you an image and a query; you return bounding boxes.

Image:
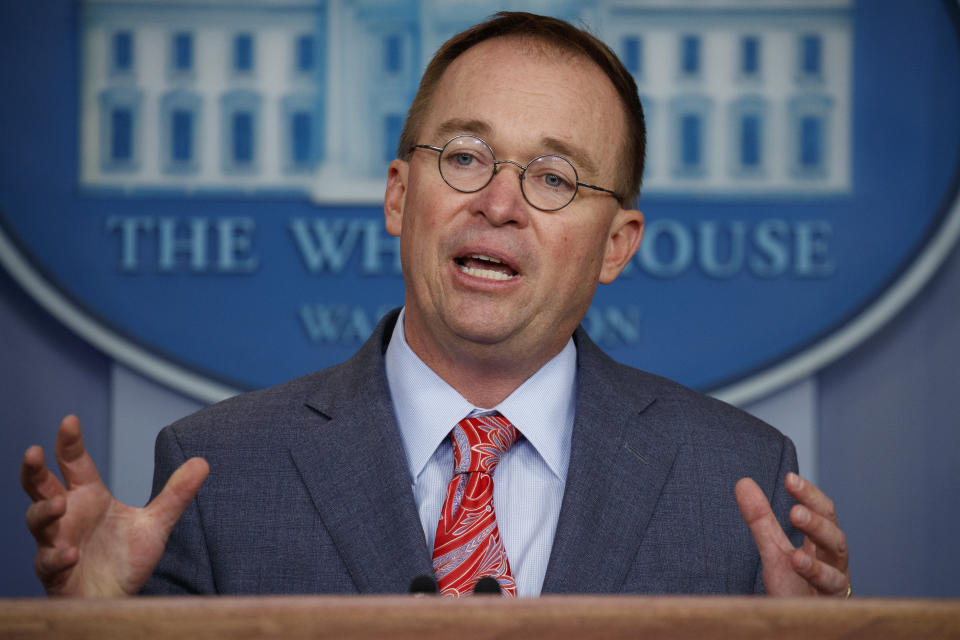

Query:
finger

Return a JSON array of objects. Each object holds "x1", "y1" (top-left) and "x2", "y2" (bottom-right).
[
  {"x1": 785, "y1": 473, "x2": 838, "y2": 524},
  {"x1": 54, "y1": 415, "x2": 104, "y2": 490},
  {"x1": 791, "y1": 504, "x2": 849, "y2": 569},
  {"x1": 25, "y1": 496, "x2": 67, "y2": 544},
  {"x1": 735, "y1": 477, "x2": 794, "y2": 558},
  {"x1": 145, "y1": 457, "x2": 210, "y2": 534},
  {"x1": 35, "y1": 545, "x2": 80, "y2": 584},
  {"x1": 20, "y1": 445, "x2": 66, "y2": 502},
  {"x1": 792, "y1": 547, "x2": 850, "y2": 596}
]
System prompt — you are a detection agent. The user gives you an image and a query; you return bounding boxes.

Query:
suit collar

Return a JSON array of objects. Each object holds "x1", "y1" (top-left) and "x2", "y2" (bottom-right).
[
  {"x1": 291, "y1": 309, "x2": 434, "y2": 593},
  {"x1": 542, "y1": 327, "x2": 679, "y2": 593}
]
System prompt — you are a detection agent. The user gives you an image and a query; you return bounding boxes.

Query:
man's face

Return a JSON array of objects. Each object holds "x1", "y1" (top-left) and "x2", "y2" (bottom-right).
[{"x1": 385, "y1": 36, "x2": 643, "y2": 372}]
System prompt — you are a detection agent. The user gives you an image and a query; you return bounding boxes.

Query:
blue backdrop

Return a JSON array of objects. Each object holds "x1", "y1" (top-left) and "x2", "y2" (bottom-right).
[{"x1": 1, "y1": 0, "x2": 959, "y2": 598}]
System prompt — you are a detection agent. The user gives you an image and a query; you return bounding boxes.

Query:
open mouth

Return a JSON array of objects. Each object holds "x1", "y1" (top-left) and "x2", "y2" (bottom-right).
[{"x1": 454, "y1": 254, "x2": 519, "y2": 281}]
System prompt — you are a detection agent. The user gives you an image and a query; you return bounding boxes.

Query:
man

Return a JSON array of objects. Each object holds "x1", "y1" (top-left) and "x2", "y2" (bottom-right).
[{"x1": 21, "y1": 12, "x2": 850, "y2": 598}]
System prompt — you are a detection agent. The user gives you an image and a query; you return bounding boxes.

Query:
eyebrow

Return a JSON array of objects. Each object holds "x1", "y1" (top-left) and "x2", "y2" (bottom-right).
[
  {"x1": 540, "y1": 136, "x2": 599, "y2": 178},
  {"x1": 434, "y1": 118, "x2": 492, "y2": 142},
  {"x1": 430, "y1": 119, "x2": 601, "y2": 178}
]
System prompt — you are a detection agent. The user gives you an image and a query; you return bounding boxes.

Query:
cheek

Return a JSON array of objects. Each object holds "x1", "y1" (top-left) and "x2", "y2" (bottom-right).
[
  {"x1": 552, "y1": 223, "x2": 608, "y2": 276},
  {"x1": 406, "y1": 181, "x2": 456, "y2": 234},
  {"x1": 399, "y1": 199, "x2": 456, "y2": 278},
  {"x1": 399, "y1": 189, "x2": 437, "y2": 247}
]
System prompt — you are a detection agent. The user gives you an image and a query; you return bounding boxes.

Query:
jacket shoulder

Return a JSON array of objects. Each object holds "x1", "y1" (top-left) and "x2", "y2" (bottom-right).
[
  {"x1": 576, "y1": 328, "x2": 788, "y2": 451},
  {"x1": 162, "y1": 308, "x2": 398, "y2": 446}
]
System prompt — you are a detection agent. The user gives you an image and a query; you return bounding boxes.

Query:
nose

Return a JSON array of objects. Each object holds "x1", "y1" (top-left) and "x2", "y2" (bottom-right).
[{"x1": 470, "y1": 161, "x2": 530, "y2": 227}]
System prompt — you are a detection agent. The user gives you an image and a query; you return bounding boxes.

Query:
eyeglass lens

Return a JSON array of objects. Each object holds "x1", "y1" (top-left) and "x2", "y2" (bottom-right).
[{"x1": 438, "y1": 135, "x2": 579, "y2": 211}]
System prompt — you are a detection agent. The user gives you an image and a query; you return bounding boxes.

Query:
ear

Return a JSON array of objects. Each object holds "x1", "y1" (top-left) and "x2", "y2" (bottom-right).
[
  {"x1": 598, "y1": 207, "x2": 644, "y2": 284},
  {"x1": 384, "y1": 158, "x2": 409, "y2": 238}
]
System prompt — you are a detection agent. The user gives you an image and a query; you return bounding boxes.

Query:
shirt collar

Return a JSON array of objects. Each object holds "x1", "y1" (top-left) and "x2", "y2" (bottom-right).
[{"x1": 385, "y1": 308, "x2": 576, "y2": 483}]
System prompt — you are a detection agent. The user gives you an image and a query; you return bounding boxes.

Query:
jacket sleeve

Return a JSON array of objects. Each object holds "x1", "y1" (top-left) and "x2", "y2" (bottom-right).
[
  {"x1": 140, "y1": 425, "x2": 217, "y2": 595},
  {"x1": 752, "y1": 433, "x2": 802, "y2": 594}
]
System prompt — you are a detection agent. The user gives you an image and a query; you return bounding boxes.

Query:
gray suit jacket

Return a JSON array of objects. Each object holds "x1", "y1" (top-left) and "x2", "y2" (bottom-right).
[{"x1": 143, "y1": 309, "x2": 799, "y2": 595}]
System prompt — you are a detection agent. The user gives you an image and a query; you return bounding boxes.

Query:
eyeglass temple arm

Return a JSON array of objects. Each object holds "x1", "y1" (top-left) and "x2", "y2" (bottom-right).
[{"x1": 577, "y1": 181, "x2": 623, "y2": 202}]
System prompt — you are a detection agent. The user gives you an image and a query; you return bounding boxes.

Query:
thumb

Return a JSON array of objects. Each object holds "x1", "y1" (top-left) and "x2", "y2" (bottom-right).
[{"x1": 144, "y1": 457, "x2": 209, "y2": 534}]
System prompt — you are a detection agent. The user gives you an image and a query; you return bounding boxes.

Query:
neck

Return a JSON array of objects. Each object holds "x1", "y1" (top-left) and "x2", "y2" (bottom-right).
[
  {"x1": 422, "y1": 354, "x2": 542, "y2": 409},
  {"x1": 402, "y1": 319, "x2": 567, "y2": 409}
]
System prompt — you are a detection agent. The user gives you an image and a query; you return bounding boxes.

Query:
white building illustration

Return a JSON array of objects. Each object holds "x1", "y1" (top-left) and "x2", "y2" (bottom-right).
[{"x1": 79, "y1": 0, "x2": 852, "y2": 202}]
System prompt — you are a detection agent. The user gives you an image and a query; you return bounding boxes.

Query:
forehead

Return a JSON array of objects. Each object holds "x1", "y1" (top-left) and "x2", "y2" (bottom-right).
[{"x1": 421, "y1": 37, "x2": 627, "y2": 178}]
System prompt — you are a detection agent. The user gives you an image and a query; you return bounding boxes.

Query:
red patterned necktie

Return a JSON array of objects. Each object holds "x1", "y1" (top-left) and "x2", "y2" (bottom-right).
[{"x1": 432, "y1": 411, "x2": 519, "y2": 597}]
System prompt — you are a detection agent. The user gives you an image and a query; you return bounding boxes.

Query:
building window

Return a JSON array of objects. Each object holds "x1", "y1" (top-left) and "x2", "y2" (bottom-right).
[
  {"x1": 741, "y1": 36, "x2": 760, "y2": 76},
  {"x1": 161, "y1": 90, "x2": 201, "y2": 173},
  {"x1": 680, "y1": 35, "x2": 700, "y2": 76},
  {"x1": 282, "y1": 93, "x2": 321, "y2": 172},
  {"x1": 221, "y1": 90, "x2": 261, "y2": 173},
  {"x1": 740, "y1": 114, "x2": 760, "y2": 167},
  {"x1": 799, "y1": 116, "x2": 822, "y2": 168},
  {"x1": 291, "y1": 112, "x2": 312, "y2": 165},
  {"x1": 670, "y1": 94, "x2": 711, "y2": 178},
  {"x1": 622, "y1": 36, "x2": 642, "y2": 76},
  {"x1": 729, "y1": 96, "x2": 768, "y2": 178},
  {"x1": 172, "y1": 110, "x2": 193, "y2": 161},
  {"x1": 788, "y1": 94, "x2": 832, "y2": 178},
  {"x1": 112, "y1": 109, "x2": 133, "y2": 161},
  {"x1": 800, "y1": 34, "x2": 822, "y2": 77},
  {"x1": 112, "y1": 31, "x2": 134, "y2": 73},
  {"x1": 384, "y1": 34, "x2": 402, "y2": 74},
  {"x1": 232, "y1": 112, "x2": 253, "y2": 164},
  {"x1": 234, "y1": 33, "x2": 254, "y2": 73},
  {"x1": 295, "y1": 35, "x2": 314, "y2": 73},
  {"x1": 99, "y1": 87, "x2": 142, "y2": 171},
  {"x1": 384, "y1": 113, "x2": 403, "y2": 164},
  {"x1": 681, "y1": 114, "x2": 701, "y2": 167},
  {"x1": 172, "y1": 32, "x2": 193, "y2": 72}
]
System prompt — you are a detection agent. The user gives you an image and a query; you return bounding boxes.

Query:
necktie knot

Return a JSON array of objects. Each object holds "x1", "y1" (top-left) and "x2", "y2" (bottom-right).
[{"x1": 452, "y1": 412, "x2": 519, "y2": 476}]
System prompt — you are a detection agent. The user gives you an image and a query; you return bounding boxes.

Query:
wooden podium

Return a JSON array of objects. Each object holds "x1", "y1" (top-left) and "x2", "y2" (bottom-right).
[{"x1": 2, "y1": 596, "x2": 959, "y2": 639}]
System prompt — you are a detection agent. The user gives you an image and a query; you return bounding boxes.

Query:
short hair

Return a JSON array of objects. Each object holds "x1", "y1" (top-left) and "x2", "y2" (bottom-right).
[{"x1": 397, "y1": 11, "x2": 646, "y2": 206}]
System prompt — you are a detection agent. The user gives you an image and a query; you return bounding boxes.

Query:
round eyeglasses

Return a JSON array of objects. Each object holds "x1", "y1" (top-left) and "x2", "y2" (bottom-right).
[{"x1": 409, "y1": 135, "x2": 622, "y2": 212}]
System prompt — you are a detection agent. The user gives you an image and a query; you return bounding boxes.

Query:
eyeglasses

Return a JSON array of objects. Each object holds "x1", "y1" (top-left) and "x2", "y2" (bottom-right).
[{"x1": 409, "y1": 135, "x2": 622, "y2": 212}]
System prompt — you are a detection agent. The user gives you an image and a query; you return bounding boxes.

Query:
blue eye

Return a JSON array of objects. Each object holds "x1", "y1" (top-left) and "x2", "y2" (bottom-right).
[
  {"x1": 539, "y1": 173, "x2": 574, "y2": 191},
  {"x1": 454, "y1": 153, "x2": 474, "y2": 166},
  {"x1": 544, "y1": 174, "x2": 563, "y2": 188}
]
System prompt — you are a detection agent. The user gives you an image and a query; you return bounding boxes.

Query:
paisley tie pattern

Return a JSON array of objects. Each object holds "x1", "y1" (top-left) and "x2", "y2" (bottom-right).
[{"x1": 432, "y1": 411, "x2": 519, "y2": 597}]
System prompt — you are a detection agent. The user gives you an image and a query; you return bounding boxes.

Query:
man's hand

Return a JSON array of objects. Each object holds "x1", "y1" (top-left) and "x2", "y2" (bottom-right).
[
  {"x1": 20, "y1": 415, "x2": 209, "y2": 597},
  {"x1": 736, "y1": 473, "x2": 851, "y2": 597}
]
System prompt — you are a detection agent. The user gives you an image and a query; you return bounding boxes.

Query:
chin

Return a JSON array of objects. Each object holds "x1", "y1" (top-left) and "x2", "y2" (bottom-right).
[
  {"x1": 444, "y1": 313, "x2": 520, "y2": 347},
  {"x1": 450, "y1": 323, "x2": 516, "y2": 347}
]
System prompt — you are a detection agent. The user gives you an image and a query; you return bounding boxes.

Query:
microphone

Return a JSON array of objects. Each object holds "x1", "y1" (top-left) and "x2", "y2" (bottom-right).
[
  {"x1": 408, "y1": 574, "x2": 439, "y2": 595},
  {"x1": 473, "y1": 576, "x2": 502, "y2": 595}
]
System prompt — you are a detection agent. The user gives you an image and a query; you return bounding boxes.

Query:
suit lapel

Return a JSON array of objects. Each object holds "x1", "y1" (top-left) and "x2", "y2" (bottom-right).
[
  {"x1": 542, "y1": 329, "x2": 679, "y2": 593},
  {"x1": 289, "y1": 310, "x2": 433, "y2": 593}
]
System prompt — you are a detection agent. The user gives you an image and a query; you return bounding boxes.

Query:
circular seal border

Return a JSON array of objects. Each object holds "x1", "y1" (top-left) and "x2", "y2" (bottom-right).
[{"x1": 712, "y1": 183, "x2": 960, "y2": 405}]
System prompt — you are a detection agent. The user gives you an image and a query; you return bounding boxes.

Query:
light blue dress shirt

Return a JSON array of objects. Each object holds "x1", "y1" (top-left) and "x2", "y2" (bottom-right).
[{"x1": 384, "y1": 308, "x2": 576, "y2": 597}]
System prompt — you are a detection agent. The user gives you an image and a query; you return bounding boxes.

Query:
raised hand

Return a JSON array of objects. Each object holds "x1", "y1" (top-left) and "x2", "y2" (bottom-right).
[
  {"x1": 21, "y1": 415, "x2": 209, "y2": 597},
  {"x1": 736, "y1": 473, "x2": 851, "y2": 597}
]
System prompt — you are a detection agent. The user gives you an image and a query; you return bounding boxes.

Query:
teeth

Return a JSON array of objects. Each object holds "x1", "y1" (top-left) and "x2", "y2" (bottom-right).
[
  {"x1": 458, "y1": 264, "x2": 514, "y2": 280},
  {"x1": 471, "y1": 254, "x2": 502, "y2": 264}
]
